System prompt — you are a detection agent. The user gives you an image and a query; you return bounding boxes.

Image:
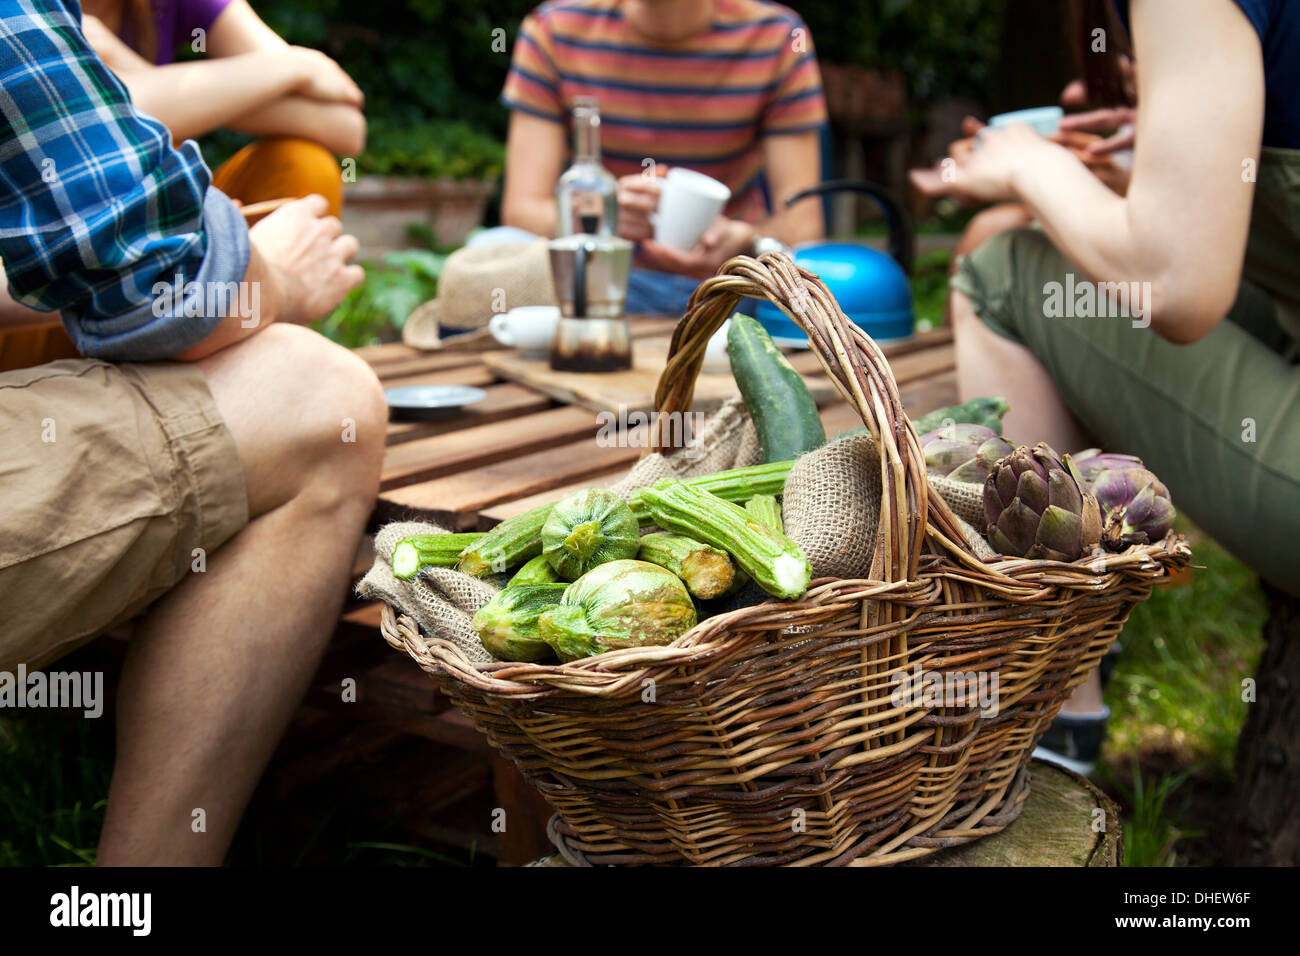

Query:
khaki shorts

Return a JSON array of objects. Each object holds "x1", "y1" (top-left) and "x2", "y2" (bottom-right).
[{"x1": 0, "y1": 359, "x2": 248, "y2": 670}]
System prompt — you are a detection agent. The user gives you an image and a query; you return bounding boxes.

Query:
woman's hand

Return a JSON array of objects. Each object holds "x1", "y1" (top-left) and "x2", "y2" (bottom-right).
[
  {"x1": 284, "y1": 46, "x2": 364, "y2": 106},
  {"x1": 936, "y1": 121, "x2": 1054, "y2": 205},
  {"x1": 637, "y1": 217, "x2": 757, "y2": 279},
  {"x1": 617, "y1": 170, "x2": 664, "y2": 241},
  {"x1": 1058, "y1": 107, "x2": 1138, "y2": 157}
]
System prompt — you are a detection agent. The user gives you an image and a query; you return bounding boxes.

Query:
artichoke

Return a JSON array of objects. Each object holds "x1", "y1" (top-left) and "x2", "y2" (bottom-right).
[
  {"x1": 1092, "y1": 467, "x2": 1176, "y2": 550},
  {"x1": 983, "y1": 443, "x2": 1102, "y2": 561},
  {"x1": 1071, "y1": 448, "x2": 1146, "y2": 486},
  {"x1": 921, "y1": 423, "x2": 1015, "y2": 484}
]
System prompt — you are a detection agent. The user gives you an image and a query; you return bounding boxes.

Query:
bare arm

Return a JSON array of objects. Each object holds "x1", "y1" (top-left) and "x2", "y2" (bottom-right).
[
  {"x1": 501, "y1": 110, "x2": 567, "y2": 237},
  {"x1": 754, "y1": 130, "x2": 824, "y2": 244},
  {"x1": 175, "y1": 196, "x2": 362, "y2": 361},
  {"x1": 949, "y1": 0, "x2": 1264, "y2": 343},
  {"x1": 85, "y1": 5, "x2": 364, "y2": 153}
]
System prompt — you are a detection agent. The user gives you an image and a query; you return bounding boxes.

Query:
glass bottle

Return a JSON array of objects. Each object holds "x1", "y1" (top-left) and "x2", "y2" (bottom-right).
[{"x1": 556, "y1": 96, "x2": 618, "y2": 237}]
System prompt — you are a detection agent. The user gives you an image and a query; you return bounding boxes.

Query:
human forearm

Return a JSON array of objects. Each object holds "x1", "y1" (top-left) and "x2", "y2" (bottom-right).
[
  {"x1": 230, "y1": 97, "x2": 366, "y2": 157},
  {"x1": 502, "y1": 194, "x2": 557, "y2": 238},
  {"x1": 172, "y1": 243, "x2": 281, "y2": 361},
  {"x1": 115, "y1": 52, "x2": 315, "y2": 143}
]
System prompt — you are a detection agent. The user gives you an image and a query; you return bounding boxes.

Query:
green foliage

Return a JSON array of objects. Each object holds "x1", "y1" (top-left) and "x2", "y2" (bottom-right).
[
  {"x1": 360, "y1": 120, "x2": 504, "y2": 181},
  {"x1": 1104, "y1": 520, "x2": 1266, "y2": 773},
  {"x1": 0, "y1": 713, "x2": 110, "y2": 866},
  {"x1": 801, "y1": 0, "x2": 1006, "y2": 104},
  {"x1": 1111, "y1": 764, "x2": 1199, "y2": 867},
  {"x1": 313, "y1": 249, "x2": 445, "y2": 348}
]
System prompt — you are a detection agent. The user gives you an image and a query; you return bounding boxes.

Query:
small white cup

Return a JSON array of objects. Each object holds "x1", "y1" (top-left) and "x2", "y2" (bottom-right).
[
  {"x1": 489, "y1": 305, "x2": 560, "y2": 356},
  {"x1": 702, "y1": 318, "x2": 731, "y2": 373},
  {"x1": 653, "y1": 168, "x2": 731, "y2": 251}
]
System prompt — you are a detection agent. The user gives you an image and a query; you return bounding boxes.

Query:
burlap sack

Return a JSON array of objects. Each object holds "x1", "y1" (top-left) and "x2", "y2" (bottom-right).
[
  {"x1": 929, "y1": 475, "x2": 998, "y2": 561},
  {"x1": 607, "y1": 396, "x2": 761, "y2": 500},
  {"x1": 357, "y1": 521, "x2": 499, "y2": 663},
  {"x1": 782, "y1": 432, "x2": 880, "y2": 578}
]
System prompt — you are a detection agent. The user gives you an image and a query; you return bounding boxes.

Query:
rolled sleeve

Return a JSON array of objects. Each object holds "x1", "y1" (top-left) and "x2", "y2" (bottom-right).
[
  {"x1": 0, "y1": 1, "x2": 250, "y2": 361},
  {"x1": 59, "y1": 186, "x2": 250, "y2": 360}
]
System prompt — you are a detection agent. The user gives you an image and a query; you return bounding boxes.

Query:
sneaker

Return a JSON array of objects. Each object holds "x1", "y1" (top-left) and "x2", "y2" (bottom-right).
[{"x1": 1033, "y1": 706, "x2": 1110, "y2": 776}]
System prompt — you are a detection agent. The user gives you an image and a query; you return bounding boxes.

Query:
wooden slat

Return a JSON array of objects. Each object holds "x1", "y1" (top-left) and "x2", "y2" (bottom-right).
[
  {"x1": 385, "y1": 383, "x2": 553, "y2": 445},
  {"x1": 381, "y1": 405, "x2": 604, "y2": 490},
  {"x1": 477, "y1": 466, "x2": 632, "y2": 526},
  {"x1": 381, "y1": 365, "x2": 496, "y2": 389},
  {"x1": 378, "y1": 432, "x2": 645, "y2": 529}
]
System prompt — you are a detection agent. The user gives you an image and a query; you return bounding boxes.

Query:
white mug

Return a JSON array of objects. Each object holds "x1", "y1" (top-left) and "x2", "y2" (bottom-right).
[
  {"x1": 653, "y1": 168, "x2": 731, "y2": 251},
  {"x1": 489, "y1": 305, "x2": 560, "y2": 356}
]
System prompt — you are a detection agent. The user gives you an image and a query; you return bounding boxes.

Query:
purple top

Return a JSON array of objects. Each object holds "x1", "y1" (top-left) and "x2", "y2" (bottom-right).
[{"x1": 124, "y1": 0, "x2": 235, "y2": 64}]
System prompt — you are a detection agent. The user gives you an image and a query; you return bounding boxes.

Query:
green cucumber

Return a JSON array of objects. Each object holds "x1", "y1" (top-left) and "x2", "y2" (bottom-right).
[{"x1": 727, "y1": 313, "x2": 825, "y2": 463}]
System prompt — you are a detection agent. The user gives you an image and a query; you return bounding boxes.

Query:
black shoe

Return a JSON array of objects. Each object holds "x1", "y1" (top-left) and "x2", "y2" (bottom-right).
[{"x1": 1033, "y1": 706, "x2": 1110, "y2": 775}]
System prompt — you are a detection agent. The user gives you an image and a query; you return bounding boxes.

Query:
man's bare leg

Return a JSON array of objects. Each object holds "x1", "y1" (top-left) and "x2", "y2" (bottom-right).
[
  {"x1": 950, "y1": 288, "x2": 1104, "y2": 715},
  {"x1": 97, "y1": 325, "x2": 386, "y2": 865}
]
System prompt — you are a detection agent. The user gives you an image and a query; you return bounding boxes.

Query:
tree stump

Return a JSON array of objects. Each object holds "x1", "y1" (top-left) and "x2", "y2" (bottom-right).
[
  {"x1": 526, "y1": 761, "x2": 1121, "y2": 867},
  {"x1": 1226, "y1": 583, "x2": 1300, "y2": 866}
]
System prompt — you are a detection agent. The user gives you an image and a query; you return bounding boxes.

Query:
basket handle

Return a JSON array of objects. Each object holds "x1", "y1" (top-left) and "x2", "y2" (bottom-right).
[{"x1": 650, "y1": 251, "x2": 935, "y2": 584}]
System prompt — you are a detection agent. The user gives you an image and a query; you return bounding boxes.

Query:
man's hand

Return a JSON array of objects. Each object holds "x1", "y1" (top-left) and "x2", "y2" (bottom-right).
[
  {"x1": 638, "y1": 217, "x2": 757, "y2": 279},
  {"x1": 250, "y1": 195, "x2": 363, "y2": 325},
  {"x1": 617, "y1": 169, "x2": 665, "y2": 241},
  {"x1": 285, "y1": 47, "x2": 364, "y2": 106}
]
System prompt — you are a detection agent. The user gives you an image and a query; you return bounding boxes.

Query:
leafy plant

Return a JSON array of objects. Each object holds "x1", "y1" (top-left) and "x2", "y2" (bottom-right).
[
  {"x1": 313, "y1": 249, "x2": 446, "y2": 348},
  {"x1": 359, "y1": 120, "x2": 504, "y2": 182}
]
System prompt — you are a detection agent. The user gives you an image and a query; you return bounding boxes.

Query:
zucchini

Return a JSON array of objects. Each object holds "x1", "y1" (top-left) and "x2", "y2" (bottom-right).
[
  {"x1": 472, "y1": 584, "x2": 568, "y2": 662},
  {"x1": 745, "y1": 494, "x2": 783, "y2": 532},
  {"x1": 537, "y1": 560, "x2": 696, "y2": 661},
  {"x1": 640, "y1": 479, "x2": 812, "y2": 600},
  {"x1": 628, "y1": 459, "x2": 794, "y2": 524},
  {"x1": 727, "y1": 313, "x2": 825, "y2": 463},
  {"x1": 507, "y1": 553, "x2": 562, "y2": 586},
  {"x1": 911, "y1": 397, "x2": 1011, "y2": 436},
  {"x1": 457, "y1": 504, "x2": 550, "y2": 577},
  {"x1": 636, "y1": 532, "x2": 736, "y2": 599},
  {"x1": 542, "y1": 489, "x2": 640, "y2": 581},
  {"x1": 391, "y1": 532, "x2": 484, "y2": 581}
]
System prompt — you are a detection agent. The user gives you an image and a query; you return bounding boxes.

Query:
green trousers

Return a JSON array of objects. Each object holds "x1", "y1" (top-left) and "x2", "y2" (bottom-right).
[{"x1": 953, "y1": 227, "x2": 1300, "y2": 597}]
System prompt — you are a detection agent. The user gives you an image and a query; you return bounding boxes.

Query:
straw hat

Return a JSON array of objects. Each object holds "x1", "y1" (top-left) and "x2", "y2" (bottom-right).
[{"x1": 402, "y1": 240, "x2": 557, "y2": 350}]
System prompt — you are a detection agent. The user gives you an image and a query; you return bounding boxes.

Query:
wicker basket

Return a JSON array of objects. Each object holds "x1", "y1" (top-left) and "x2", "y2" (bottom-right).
[{"x1": 380, "y1": 252, "x2": 1190, "y2": 866}]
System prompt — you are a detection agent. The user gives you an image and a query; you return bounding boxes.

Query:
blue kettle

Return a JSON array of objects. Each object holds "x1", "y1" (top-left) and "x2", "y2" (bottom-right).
[{"x1": 754, "y1": 179, "x2": 915, "y2": 344}]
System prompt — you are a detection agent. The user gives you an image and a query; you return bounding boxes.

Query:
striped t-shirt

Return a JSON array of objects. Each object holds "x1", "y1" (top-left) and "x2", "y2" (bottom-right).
[{"x1": 501, "y1": 0, "x2": 828, "y2": 223}]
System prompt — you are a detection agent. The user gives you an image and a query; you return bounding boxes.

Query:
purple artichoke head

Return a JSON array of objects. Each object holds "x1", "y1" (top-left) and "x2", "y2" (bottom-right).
[
  {"x1": 1072, "y1": 448, "x2": 1146, "y2": 486},
  {"x1": 1092, "y1": 467, "x2": 1176, "y2": 550},
  {"x1": 983, "y1": 443, "x2": 1102, "y2": 562},
  {"x1": 921, "y1": 423, "x2": 1015, "y2": 485}
]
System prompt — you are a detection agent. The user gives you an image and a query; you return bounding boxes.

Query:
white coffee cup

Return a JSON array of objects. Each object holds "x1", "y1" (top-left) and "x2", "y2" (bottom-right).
[
  {"x1": 653, "y1": 168, "x2": 731, "y2": 251},
  {"x1": 489, "y1": 305, "x2": 560, "y2": 356}
]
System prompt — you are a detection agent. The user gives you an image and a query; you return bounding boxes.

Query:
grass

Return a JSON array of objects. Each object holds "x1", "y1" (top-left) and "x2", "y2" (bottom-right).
[{"x1": 1098, "y1": 520, "x2": 1266, "y2": 866}]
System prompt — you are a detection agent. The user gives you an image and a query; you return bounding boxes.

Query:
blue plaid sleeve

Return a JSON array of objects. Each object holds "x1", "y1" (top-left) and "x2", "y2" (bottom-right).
[{"x1": 0, "y1": 0, "x2": 250, "y2": 360}]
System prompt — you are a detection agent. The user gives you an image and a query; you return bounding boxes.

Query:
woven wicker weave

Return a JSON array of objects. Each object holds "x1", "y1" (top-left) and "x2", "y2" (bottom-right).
[{"x1": 381, "y1": 252, "x2": 1190, "y2": 866}]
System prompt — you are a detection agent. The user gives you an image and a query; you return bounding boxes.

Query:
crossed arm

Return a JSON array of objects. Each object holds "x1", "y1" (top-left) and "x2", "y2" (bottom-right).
[{"x1": 82, "y1": 0, "x2": 365, "y2": 156}]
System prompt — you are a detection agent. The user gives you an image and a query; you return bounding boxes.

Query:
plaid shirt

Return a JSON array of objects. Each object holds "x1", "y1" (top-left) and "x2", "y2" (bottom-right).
[{"x1": 0, "y1": 0, "x2": 249, "y2": 360}]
